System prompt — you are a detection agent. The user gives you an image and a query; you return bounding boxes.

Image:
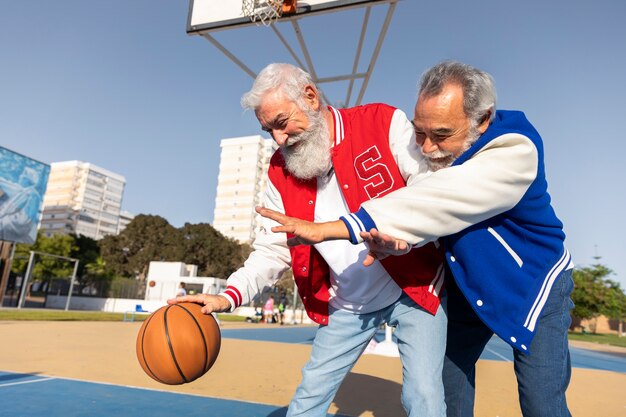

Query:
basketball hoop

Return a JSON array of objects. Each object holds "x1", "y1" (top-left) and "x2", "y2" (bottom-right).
[{"x1": 242, "y1": 0, "x2": 296, "y2": 26}]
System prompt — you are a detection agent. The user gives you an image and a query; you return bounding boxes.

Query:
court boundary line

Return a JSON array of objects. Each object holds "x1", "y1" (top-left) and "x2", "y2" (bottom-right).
[
  {"x1": 0, "y1": 376, "x2": 56, "y2": 388},
  {"x1": 483, "y1": 347, "x2": 512, "y2": 362},
  {"x1": 0, "y1": 370, "x2": 288, "y2": 407}
]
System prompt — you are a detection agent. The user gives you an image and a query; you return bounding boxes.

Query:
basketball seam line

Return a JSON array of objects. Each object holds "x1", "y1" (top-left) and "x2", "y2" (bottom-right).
[
  {"x1": 177, "y1": 304, "x2": 210, "y2": 372},
  {"x1": 140, "y1": 312, "x2": 167, "y2": 384},
  {"x1": 164, "y1": 305, "x2": 189, "y2": 383}
]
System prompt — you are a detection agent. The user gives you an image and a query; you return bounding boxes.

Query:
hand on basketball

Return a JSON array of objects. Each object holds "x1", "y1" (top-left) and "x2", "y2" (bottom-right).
[
  {"x1": 167, "y1": 294, "x2": 231, "y2": 314},
  {"x1": 360, "y1": 228, "x2": 411, "y2": 267},
  {"x1": 255, "y1": 206, "x2": 350, "y2": 246}
]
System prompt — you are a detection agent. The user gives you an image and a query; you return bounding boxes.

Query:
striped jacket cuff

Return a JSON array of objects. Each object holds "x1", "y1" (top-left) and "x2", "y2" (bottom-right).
[
  {"x1": 219, "y1": 286, "x2": 243, "y2": 312},
  {"x1": 339, "y1": 208, "x2": 377, "y2": 244}
]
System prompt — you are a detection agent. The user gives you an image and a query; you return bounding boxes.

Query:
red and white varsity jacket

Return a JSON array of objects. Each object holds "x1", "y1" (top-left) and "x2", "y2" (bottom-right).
[{"x1": 220, "y1": 104, "x2": 444, "y2": 325}]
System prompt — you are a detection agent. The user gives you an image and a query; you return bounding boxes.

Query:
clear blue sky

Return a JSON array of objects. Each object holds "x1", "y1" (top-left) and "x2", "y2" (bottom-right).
[{"x1": 2, "y1": 1, "x2": 625, "y2": 287}]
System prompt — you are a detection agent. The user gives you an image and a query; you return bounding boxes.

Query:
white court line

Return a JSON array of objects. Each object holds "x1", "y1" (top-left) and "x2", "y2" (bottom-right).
[
  {"x1": 484, "y1": 346, "x2": 512, "y2": 363},
  {"x1": 0, "y1": 377, "x2": 56, "y2": 388}
]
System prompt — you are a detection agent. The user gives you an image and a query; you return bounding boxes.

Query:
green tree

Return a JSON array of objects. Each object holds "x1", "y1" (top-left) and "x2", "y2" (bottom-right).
[
  {"x1": 99, "y1": 215, "x2": 182, "y2": 282},
  {"x1": 179, "y1": 223, "x2": 251, "y2": 278},
  {"x1": 601, "y1": 279, "x2": 626, "y2": 337},
  {"x1": 70, "y1": 234, "x2": 100, "y2": 277},
  {"x1": 80, "y1": 255, "x2": 115, "y2": 296},
  {"x1": 12, "y1": 231, "x2": 78, "y2": 287},
  {"x1": 571, "y1": 264, "x2": 612, "y2": 324},
  {"x1": 68, "y1": 234, "x2": 113, "y2": 295}
]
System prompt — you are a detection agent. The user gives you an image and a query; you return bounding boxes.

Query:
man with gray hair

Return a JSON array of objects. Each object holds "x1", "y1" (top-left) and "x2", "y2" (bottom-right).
[
  {"x1": 259, "y1": 61, "x2": 574, "y2": 417},
  {"x1": 170, "y1": 62, "x2": 448, "y2": 416}
]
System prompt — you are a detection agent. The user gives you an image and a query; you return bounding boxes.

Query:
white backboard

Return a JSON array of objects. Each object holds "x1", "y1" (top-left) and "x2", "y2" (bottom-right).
[{"x1": 187, "y1": 0, "x2": 380, "y2": 33}]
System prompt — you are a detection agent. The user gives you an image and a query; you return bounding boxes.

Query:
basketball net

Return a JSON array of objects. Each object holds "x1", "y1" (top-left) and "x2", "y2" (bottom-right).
[{"x1": 242, "y1": 0, "x2": 296, "y2": 26}]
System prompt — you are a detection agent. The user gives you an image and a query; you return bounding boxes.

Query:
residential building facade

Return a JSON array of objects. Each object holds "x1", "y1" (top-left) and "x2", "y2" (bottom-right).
[
  {"x1": 117, "y1": 210, "x2": 135, "y2": 234},
  {"x1": 40, "y1": 161, "x2": 126, "y2": 240},
  {"x1": 212, "y1": 135, "x2": 277, "y2": 244}
]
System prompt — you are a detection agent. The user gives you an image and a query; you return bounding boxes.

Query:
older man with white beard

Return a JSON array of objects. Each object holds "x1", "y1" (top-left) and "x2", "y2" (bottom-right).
[
  {"x1": 257, "y1": 61, "x2": 575, "y2": 417},
  {"x1": 169, "y1": 63, "x2": 448, "y2": 417}
]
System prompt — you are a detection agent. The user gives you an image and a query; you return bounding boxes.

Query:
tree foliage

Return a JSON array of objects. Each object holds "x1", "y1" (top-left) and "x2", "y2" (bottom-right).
[
  {"x1": 602, "y1": 279, "x2": 626, "y2": 321},
  {"x1": 99, "y1": 215, "x2": 182, "y2": 281},
  {"x1": 10, "y1": 217, "x2": 253, "y2": 299},
  {"x1": 179, "y1": 223, "x2": 251, "y2": 278},
  {"x1": 99, "y1": 215, "x2": 251, "y2": 281},
  {"x1": 12, "y1": 231, "x2": 78, "y2": 283},
  {"x1": 571, "y1": 264, "x2": 626, "y2": 324}
]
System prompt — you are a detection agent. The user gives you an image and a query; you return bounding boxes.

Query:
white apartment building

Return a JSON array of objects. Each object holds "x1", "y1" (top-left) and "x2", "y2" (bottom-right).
[
  {"x1": 213, "y1": 135, "x2": 277, "y2": 244},
  {"x1": 40, "y1": 161, "x2": 126, "y2": 240},
  {"x1": 117, "y1": 210, "x2": 135, "y2": 234}
]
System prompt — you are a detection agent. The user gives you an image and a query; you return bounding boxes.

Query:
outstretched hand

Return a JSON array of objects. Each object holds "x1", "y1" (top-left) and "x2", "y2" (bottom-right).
[
  {"x1": 167, "y1": 294, "x2": 231, "y2": 315},
  {"x1": 255, "y1": 206, "x2": 349, "y2": 246},
  {"x1": 361, "y1": 228, "x2": 411, "y2": 266}
]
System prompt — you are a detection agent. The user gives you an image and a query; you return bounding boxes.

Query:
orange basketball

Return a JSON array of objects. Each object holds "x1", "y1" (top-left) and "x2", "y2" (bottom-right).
[{"x1": 136, "y1": 302, "x2": 221, "y2": 385}]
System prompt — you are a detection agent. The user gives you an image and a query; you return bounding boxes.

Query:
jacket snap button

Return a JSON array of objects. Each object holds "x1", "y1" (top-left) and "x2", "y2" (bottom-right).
[
  {"x1": 301, "y1": 266, "x2": 307, "y2": 272},
  {"x1": 343, "y1": 184, "x2": 348, "y2": 189},
  {"x1": 476, "y1": 300, "x2": 483, "y2": 307},
  {"x1": 510, "y1": 336, "x2": 517, "y2": 343},
  {"x1": 450, "y1": 256, "x2": 456, "y2": 262},
  {"x1": 308, "y1": 200, "x2": 313, "y2": 205}
]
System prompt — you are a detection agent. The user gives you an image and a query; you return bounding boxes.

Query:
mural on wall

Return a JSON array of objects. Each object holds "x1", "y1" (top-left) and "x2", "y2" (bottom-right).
[{"x1": 0, "y1": 146, "x2": 50, "y2": 244}]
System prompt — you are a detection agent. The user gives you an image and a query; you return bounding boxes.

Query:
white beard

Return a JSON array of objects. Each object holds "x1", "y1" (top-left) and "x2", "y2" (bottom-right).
[
  {"x1": 281, "y1": 108, "x2": 332, "y2": 180},
  {"x1": 424, "y1": 127, "x2": 481, "y2": 171}
]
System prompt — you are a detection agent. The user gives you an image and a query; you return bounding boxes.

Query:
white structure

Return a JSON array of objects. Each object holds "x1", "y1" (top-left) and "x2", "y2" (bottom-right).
[
  {"x1": 144, "y1": 261, "x2": 227, "y2": 302},
  {"x1": 40, "y1": 161, "x2": 126, "y2": 240},
  {"x1": 213, "y1": 135, "x2": 277, "y2": 244},
  {"x1": 45, "y1": 261, "x2": 227, "y2": 314},
  {"x1": 117, "y1": 210, "x2": 135, "y2": 234}
]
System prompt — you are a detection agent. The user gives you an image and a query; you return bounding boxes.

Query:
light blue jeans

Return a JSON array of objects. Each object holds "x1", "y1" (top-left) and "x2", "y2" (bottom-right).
[{"x1": 287, "y1": 292, "x2": 447, "y2": 417}]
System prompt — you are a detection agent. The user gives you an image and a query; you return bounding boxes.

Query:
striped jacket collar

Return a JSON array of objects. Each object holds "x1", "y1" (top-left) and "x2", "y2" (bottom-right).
[{"x1": 328, "y1": 106, "x2": 344, "y2": 147}]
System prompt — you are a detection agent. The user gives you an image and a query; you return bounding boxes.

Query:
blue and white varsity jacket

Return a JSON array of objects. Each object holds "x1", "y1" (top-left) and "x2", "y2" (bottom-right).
[{"x1": 340, "y1": 110, "x2": 573, "y2": 353}]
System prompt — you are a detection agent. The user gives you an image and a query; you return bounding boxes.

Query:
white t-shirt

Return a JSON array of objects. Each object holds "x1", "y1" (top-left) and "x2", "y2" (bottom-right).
[{"x1": 314, "y1": 170, "x2": 401, "y2": 314}]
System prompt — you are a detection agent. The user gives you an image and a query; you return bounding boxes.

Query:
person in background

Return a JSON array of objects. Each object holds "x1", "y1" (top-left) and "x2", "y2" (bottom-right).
[
  {"x1": 176, "y1": 282, "x2": 187, "y2": 297},
  {"x1": 263, "y1": 295, "x2": 275, "y2": 323}
]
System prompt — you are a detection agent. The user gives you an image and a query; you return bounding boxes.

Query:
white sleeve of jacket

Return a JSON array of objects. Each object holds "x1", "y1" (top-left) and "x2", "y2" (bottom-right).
[
  {"x1": 218, "y1": 175, "x2": 292, "y2": 311},
  {"x1": 354, "y1": 133, "x2": 539, "y2": 246},
  {"x1": 388, "y1": 109, "x2": 431, "y2": 184}
]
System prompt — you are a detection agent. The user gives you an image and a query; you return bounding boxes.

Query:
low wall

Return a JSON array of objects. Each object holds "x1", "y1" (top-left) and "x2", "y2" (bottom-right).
[
  {"x1": 45, "y1": 295, "x2": 313, "y2": 323},
  {"x1": 46, "y1": 295, "x2": 166, "y2": 313},
  {"x1": 571, "y1": 315, "x2": 625, "y2": 335}
]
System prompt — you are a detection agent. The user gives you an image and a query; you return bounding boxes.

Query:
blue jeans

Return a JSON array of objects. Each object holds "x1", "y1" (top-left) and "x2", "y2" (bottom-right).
[
  {"x1": 443, "y1": 269, "x2": 574, "y2": 417},
  {"x1": 287, "y1": 292, "x2": 447, "y2": 417}
]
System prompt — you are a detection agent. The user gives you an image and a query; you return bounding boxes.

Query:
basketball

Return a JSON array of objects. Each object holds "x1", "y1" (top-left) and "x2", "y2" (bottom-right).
[{"x1": 136, "y1": 302, "x2": 221, "y2": 385}]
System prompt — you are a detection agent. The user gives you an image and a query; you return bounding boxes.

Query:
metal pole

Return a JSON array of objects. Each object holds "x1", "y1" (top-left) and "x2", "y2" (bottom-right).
[
  {"x1": 345, "y1": 6, "x2": 371, "y2": 107},
  {"x1": 200, "y1": 33, "x2": 257, "y2": 79},
  {"x1": 17, "y1": 251, "x2": 35, "y2": 309},
  {"x1": 355, "y1": 0, "x2": 397, "y2": 105},
  {"x1": 0, "y1": 242, "x2": 16, "y2": 304},
  {"x1": 64, "y1": 260, "x2": 80, "y2": 311},
  {"x1": 271, "y1": 25, "x2": 306, "y2": 70}
]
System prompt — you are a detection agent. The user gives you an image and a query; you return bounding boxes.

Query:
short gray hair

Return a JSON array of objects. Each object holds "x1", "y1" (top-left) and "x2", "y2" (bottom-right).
[
  {"x1": 241, "y1": 63, "x2": 325, "y2": 110},
  {"x1": 419, "y1": 61, "x2": 497, "y2": 124}
]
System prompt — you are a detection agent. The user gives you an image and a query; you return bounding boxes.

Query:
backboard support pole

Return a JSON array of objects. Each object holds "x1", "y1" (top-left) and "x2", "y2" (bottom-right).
[
  {"x1": 271, "y1": 25, "x2": 307, "y2": 70},
  {"x1": 345, "y1": 5, "x2": 371, "y2": 107},
  {"x1": 200, "y1": 33, "x2": 257, "y2": 79},
  {"x1": 290, "y1": 19, "x2": 333, "y2": 105},
  {"x1": 290, "y1": 19, "x2": 319, "y2": 81},
  {"x1": 355, "y1": 0, "x2": 397, "y2": 105}
]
